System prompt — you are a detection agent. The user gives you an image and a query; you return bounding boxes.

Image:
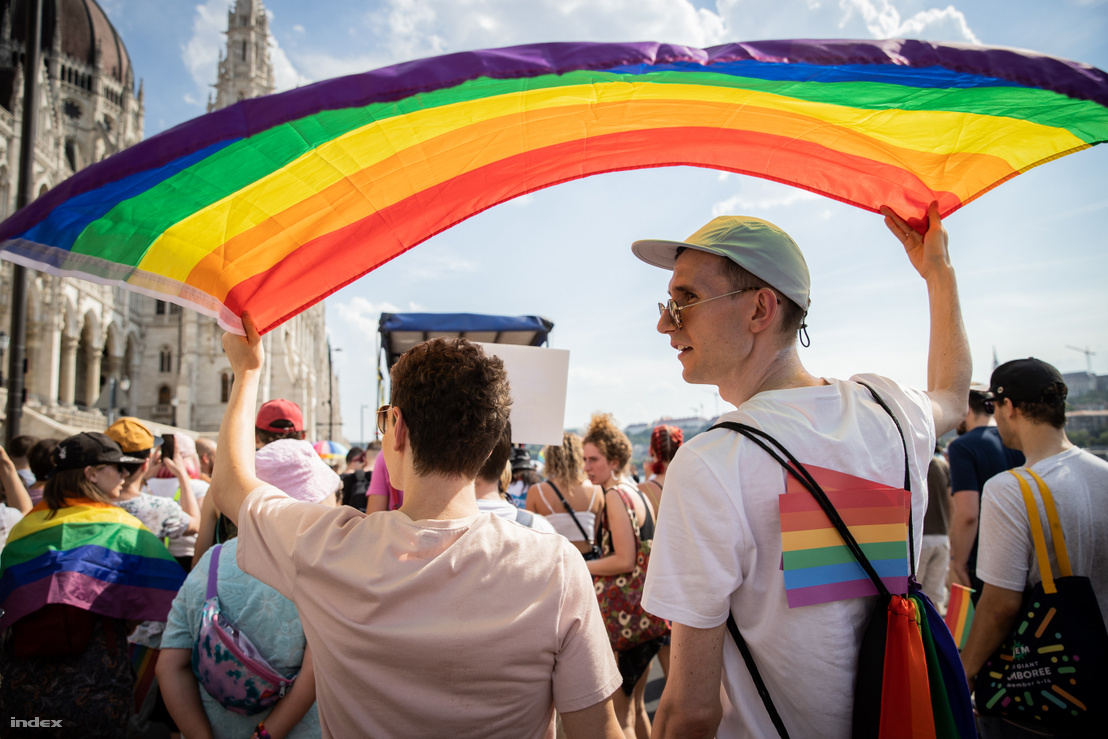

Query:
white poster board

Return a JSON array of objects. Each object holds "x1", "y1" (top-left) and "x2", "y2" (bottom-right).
[{"x1": 475, "y1": 343, "x2": 569, "y2": 446}]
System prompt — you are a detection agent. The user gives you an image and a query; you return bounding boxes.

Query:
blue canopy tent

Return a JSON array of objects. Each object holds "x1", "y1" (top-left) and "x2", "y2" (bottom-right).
[{"x1": 376, "y1": 312, "x2": 555, "y2": 405}]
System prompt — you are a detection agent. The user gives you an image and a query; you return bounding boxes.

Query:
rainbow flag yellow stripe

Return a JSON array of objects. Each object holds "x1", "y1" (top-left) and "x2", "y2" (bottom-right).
[{"x1": 1, "y1": 39, "x2": 1105, "y2": 334}]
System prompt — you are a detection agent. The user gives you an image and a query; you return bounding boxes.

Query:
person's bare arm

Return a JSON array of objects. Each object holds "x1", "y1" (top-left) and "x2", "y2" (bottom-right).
[
  {"x1": 561, "y1": 695, "x2": 622, "y2": 739},
  {"x1": 0, "y1": 445, "x2": 33, "y2": 514},
  {"x1": 212, "y1": 312, "x2": 265, "y2": 527},
  {"x1": 191, "y1": 492, "x2": 219, "y2": 569},
  {"x1": 960, "y1": 583, "x2": 1023, "y2": 691},
  {"x1": 948, "y1": 490, "x2": 979, "y2": 587},
  {"x1": 881, "y1": 202, "x2": 971, "y2": 437},
  {"x1": 155, "y1": 647, "x2": 214, "y2": 739},
  {"x1": 586, "y1": 489, "x2": 636, "y2": 576},
  {"x1": 652, "y1": 623, "x2": 726, "y2": 738},
  {"x1": 163, "y1": 453, "x2": 200, "y2": 534},
  {"x1": 256, "y1": 644, "x2": 317, "y2": 739}
]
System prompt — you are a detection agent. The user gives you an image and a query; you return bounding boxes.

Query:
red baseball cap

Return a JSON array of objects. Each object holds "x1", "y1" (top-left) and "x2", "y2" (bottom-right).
[{"x1": 256, "y1": 399, "x2": 304, "y2": 433}]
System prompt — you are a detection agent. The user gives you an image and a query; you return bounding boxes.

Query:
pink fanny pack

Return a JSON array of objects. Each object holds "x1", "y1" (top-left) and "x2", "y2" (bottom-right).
[{"x1": 192, "y1": 544, "x2": 299, "y2": 715}]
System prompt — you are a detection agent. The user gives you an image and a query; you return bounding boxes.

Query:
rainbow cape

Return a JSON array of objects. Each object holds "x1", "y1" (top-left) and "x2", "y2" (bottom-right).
[
  {"x1": 0, "y1": 499, "x2": 186, "y2": 630},
  {"x1": 0, "y1": 39, "x2": 1106, "y2": 334},
  {"x1": 779, "y1": 465, "x2": 911, "y2": 608}
]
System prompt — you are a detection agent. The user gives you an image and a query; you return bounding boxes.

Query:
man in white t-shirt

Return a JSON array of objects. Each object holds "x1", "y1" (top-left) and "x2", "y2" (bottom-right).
[
  {"x1": 213, "y1": 317, "x2": 622, "y2": 739},
  {"x1": 961, "y1": 358, "x2": 1108, "y2": 738},
  {"x1": 633, "y1": 203, "x2": 970, "y2": 738}
]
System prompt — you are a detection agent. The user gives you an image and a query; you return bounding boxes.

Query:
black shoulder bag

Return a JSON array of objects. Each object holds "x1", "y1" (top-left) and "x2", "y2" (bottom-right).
[{"x1": 546, "y1": 480, "x2": 603, "y2": 561}]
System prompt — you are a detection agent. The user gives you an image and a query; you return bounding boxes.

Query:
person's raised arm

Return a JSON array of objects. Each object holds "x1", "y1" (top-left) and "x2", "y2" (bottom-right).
[
  {"x1": 0, "y1": 445, "x2": 33, "y2": 514},
  {"x1": 881, "y1": 202, "x2": 971, "y2": 437},
  {"x1": 212, "y1": 312, "x2": 265, "y2": 527},
  {"x1": 163, "y1": 451, "x2": 200, "y2": 533}
]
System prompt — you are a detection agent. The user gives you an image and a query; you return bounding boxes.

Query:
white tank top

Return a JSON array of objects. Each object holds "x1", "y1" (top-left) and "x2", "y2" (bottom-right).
[{"x1": 536, "y1": 482, "x2": 599, "y2": 542}]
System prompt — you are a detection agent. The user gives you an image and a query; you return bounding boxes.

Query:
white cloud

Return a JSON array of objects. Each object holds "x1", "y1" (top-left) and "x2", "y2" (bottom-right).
[
  {"x1": 401, "y1": 251, "x2": 478, "y2": 281},
  {"x1": 333, "y1": 296, "x2": 406, "y2": 339},
  {"x1": 837, "y1": 0, "x2": 981, "y2": 43},
  {"x1": 712, "y1": 181, "x2": 820, "y2": 215},
  {"x1": 180, "y1": 0, "x2": 229, "y2": 109}
]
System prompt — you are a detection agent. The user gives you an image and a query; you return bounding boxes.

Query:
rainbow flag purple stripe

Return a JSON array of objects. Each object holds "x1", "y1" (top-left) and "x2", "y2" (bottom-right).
[{"x1": 0, "y1": 499, "x2": 186, "y2": 629}]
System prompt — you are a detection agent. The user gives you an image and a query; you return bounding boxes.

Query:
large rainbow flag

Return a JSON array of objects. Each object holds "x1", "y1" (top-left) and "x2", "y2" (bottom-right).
[
  {"x1": 0, "y1": 39, "x2": 1105, "y2": 334},
  {"x1": 0, "y1": 499, "x2": 186, "y2": 630}
]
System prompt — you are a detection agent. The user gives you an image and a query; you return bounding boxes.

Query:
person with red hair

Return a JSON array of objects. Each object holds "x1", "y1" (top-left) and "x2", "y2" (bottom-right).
[{"x1": 639, "y1": 425, "x2": 683, "y2": 517}]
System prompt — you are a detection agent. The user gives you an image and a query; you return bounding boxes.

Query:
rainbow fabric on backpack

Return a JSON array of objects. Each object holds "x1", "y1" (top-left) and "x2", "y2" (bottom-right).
[{"x1": 0, "y1": 498, "x2": 186, "y2": 630}]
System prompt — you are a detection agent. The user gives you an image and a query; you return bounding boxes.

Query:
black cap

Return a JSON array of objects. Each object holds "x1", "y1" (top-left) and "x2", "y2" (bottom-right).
[
  {"x1": 51, "y1": 432, "x2": 145, "y2": 474},
  {"x1": 510, "y1": 446, "x2": 534, "y2": 473},
  {"x1": 989, "y1": 358, "x2": 1067, "y2": 404}
]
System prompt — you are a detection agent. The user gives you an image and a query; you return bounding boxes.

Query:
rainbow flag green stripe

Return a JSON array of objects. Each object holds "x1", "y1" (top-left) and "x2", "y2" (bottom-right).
[
  {"x1": 0, "y1": 500, "x2": 185, "y2": 629},
  {"x1": 0, "y1": 39, "x2": 1104, "y2": 335}
]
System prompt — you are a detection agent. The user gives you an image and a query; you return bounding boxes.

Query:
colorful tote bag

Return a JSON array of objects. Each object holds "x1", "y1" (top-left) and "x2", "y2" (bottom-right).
[
  {"x1": 593, "y1": 484, "x2": 669, "y2": 652},
  {"x1": 975, "y1": 468, "x2": 1108, "y2": 731},
  {"x1": 192, "y1": 544, "x2": 299, "y2": 715}
]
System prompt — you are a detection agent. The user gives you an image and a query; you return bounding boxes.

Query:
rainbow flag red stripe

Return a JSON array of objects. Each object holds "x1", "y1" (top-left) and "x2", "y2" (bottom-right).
[
  {"x1": 0, "y1": 39, "x2": 1104, "y2": 334},
  {"x1": 0, "y1": 499, "x2": 186, "y2": 630},
  {"x1": 944, "y1": 583, "x2": 976, "y2": 649}
]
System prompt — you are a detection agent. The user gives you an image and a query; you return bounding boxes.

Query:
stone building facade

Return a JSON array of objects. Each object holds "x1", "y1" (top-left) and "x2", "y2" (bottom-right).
[{"x1": 0, "y1": 0, "x2": 340, "y2": 439}]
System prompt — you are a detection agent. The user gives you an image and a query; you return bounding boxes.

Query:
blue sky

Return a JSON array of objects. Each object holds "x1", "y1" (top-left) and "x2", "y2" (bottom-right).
[{"x1": 101, "y1": 0, "x2": 1107, "y2": 442}]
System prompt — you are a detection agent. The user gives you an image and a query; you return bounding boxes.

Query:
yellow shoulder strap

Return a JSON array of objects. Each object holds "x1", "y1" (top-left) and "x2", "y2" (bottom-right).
[
  {"x1": 1009, "y1": 469, "x2": 1055, "y2": 594},
  {"x1": 1026, "y1": 468, "x2": 1072, "y2": 578}
]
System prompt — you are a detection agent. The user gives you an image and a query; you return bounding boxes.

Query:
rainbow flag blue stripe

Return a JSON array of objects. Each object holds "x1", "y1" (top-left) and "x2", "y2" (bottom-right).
[{"x1": 0, "y1": 499, "x2": 186, "y2": 629}]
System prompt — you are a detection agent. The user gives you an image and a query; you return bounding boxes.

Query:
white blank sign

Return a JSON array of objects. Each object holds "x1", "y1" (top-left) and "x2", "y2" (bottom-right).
[{"x1": 475, "y1": 342, "x2": 569, "y2": 446}]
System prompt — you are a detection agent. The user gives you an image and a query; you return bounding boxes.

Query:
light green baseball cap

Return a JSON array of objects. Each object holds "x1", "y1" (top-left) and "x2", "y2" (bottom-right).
[{"x1": 632, "y1": 216, "x2": 811, "y2": 311}]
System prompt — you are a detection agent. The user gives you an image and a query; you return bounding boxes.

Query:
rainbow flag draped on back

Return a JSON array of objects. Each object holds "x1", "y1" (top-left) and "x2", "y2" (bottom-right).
[
  {"x1": 0, "y1": 499, "x2": 186, "y2": 630},
  {"x1": 0, "y1": 39, "x2": 1106, "y2": 334}
]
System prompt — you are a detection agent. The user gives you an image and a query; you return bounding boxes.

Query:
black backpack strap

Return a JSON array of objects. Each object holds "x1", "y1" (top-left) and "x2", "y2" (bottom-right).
[
  {"x1": 855, "y1": 381, "x2": 915, "y2": 573},
  {"x1": 546, "y1": 480, "x2": 594, "y2": 543},
  {"x1": 711, "y1": 422, "x2": 890, "y2": 595},
  {"x1": 725, "y1": 612, "x2": 791, "y2": 739}
]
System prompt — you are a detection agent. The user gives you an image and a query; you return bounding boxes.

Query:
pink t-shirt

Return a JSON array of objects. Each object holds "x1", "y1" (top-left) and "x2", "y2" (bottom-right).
[
  {"x1": 237, "y1": 485, "x2": 620, "y2": 738},
  {"x1": 368, "y1": 452, "x2": 403, "y2": 509}
]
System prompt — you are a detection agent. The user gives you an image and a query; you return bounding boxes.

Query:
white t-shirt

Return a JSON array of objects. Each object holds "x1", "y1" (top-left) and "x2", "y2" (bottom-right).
[
  {"x1": 0, "y1": 503, "x2": 24, "y2": 550},
  {"x1": 237, "y1": 485, "x2": 621, "y2": 739},
  {"x1": 977, "y1": 447, "x2": 1108, "y2": 623},
  {"x1": 476, "y1": 497, "x2": 558, "y2": 534},
  {"x1": 642, "y1": 374, "x2": 934, "y2": 739},
  {"x1": 145, "y1": 477, "x2": 209, "y2": 557}
]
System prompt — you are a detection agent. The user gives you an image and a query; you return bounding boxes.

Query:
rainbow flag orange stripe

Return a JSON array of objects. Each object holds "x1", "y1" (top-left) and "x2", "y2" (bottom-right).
[
  {"x1": 1, "y1": 39, "x2": 1105, "y2": 334},
  {"x1": 780, "y1": 465, "x2": 910, "y2": 608}
]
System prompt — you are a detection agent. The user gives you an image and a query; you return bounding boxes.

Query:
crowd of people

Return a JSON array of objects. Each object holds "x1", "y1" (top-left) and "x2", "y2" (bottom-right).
[{"x1": 0, "y1": 203, "x2": 1104, "y2": 739}]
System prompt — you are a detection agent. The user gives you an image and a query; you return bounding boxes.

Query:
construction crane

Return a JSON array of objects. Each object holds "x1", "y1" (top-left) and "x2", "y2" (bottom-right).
[{"x1": 1067, "y1": 345, "x2": 1097, "y2": 374}]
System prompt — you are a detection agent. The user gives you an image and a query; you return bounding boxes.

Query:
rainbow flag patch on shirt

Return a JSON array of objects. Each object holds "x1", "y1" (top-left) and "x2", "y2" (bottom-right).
[{"x1": 779, "y1": 465, "x2": 910, "y2": 608}]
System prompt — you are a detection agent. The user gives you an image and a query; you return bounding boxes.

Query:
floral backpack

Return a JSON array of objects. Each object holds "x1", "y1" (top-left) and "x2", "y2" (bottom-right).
[{"x1": 192, "y1": 544, "x2": 299, "y2": 715}]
